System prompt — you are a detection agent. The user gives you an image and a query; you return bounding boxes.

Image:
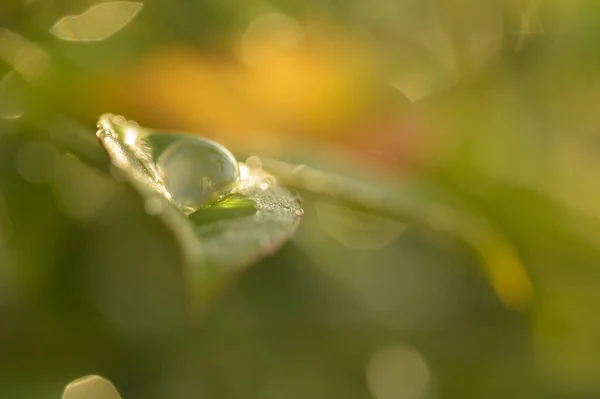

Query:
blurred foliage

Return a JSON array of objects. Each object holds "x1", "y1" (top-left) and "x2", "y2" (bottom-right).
[{"x1": 2, "y1": 0, "x2": 600, "y2": 398}]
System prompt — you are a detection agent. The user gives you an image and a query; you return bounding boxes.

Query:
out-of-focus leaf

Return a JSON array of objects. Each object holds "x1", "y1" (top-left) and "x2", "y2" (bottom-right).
[
  {"x1": 96, "y1": 114, "x2": 302, "y2": 311},
  {"x1": 0, "y1": 28, "x2": 50, "y2": 82},
  {"x1": 260, "y1": 155, "x2": 532, "y2": 310},
  {"x1": 62, "y1": 375, "x2": 121, "y2": 399},
  {"x1": 0, "y1": 71, "x2": 26, "y2": 120},
  {"x1": 50, "y1": 2, "x2": 143, "y2": 42}
]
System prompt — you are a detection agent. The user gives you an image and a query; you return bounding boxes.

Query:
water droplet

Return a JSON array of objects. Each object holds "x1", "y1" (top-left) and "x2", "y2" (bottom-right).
[
  {"x1": 112, "y1": 115, "x2": 126, "y2": 125},
  {"x1": 97, "y1": 114, "x2": 241, "y2": 213},
  {"x1": 295, "y1": 208, "x2": 304, "y2": 216},
  {"x1": 157, "y1": 136, "x2": 240, "y2": 210},
  {"x1": 258, "y1": 175, "x2": 276, "y2": 191}
]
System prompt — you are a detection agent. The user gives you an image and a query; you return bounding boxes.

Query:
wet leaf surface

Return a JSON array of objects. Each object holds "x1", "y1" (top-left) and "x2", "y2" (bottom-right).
[{"x1": 96, "y1": 114, "x2": 302, "y2": 311}]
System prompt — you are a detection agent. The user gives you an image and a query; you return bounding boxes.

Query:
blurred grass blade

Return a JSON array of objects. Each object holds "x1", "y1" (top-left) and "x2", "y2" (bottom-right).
[{"x1": 50, "y1": 1, "x2": 143, "y2": 42}]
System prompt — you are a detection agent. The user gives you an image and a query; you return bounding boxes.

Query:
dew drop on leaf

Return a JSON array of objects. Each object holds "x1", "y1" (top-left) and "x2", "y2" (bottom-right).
[
  {"x1": 96, "y1": 113, "x2": 240, "y2": 213},
  {"x1": 156, "y1": 136, "x2": 240, "y2": 211},
  {"x1": 96, "y1": 114, "x2": 303, "y2": 309}
]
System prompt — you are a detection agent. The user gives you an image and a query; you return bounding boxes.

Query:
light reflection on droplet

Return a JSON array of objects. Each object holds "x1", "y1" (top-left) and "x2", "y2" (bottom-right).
[
  {"x1": 50, "y1": 1, "x2": 144, "y2": 42},
  {"x1": 62, "y1": 375, "x2": 122, "y2": 399},
  {"x1": 366, "y1": 344, "x2": 433, "y2": 399},
  {"x1": 239, "y1": 163, "x2": 250, "y2": 181},
  {"x1": 259, "y1": 175, "x2": 276, "y2": 191},
  {"x1": 235, "y1": 161, "x2": 277, "y2": 195},
  {"x1": 15, "y1": 140, "x2": 58, "y2": 183},
  {"x1": 124, "y1": 126, "x2": 138, "y2": 145}
]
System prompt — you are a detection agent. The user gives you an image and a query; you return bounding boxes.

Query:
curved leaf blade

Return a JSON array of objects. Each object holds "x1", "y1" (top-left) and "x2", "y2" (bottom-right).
[
  {"x1": 96, "y1": 114, "x2": 302, "y2": 311},
  {"x1": 260, "y1": 156, "x2": 532, "y2": 310}
]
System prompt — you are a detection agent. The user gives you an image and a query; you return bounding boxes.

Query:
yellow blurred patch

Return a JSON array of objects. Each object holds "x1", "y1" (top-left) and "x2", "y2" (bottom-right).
[
  {"x1": 79, "y1": 22, "x2": 376, "y2": 152},
  {"x1": 476, "y1": 236, "x2": 533, "y2": 310}
]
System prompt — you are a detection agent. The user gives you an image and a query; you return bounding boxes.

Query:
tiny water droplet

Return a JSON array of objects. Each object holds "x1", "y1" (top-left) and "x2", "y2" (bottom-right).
[
  {"x1": 295, "y1": 208, "x2": 304, "y2": 216},
  {"x1": 181, "y1": 204, "x2": 196, "y2": 216},
  {"x1": 112, "y1": 115, "x2": 126, "y2": 125},
  {"x1": 258, "y1": 175, "x2": 276, "y2": 191}
]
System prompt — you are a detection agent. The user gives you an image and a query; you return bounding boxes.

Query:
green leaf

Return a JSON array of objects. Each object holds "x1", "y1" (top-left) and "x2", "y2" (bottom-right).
[
  {"x1": 258, "y1": 154, "x2": 532, "y2": 310},
  {"x1": 50, "y1": 2, "x2": 144, "y2": 42},
  {"x1": 96, "y1": 114, "x2": 302, "y2": 312}
]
